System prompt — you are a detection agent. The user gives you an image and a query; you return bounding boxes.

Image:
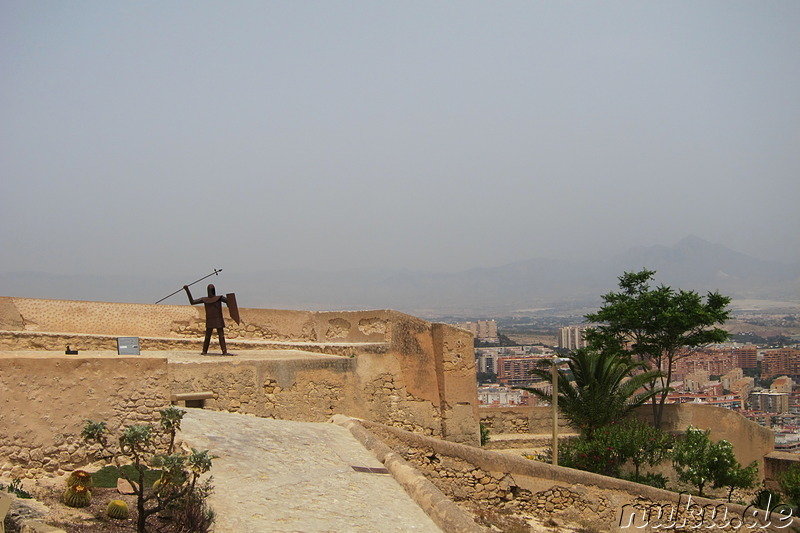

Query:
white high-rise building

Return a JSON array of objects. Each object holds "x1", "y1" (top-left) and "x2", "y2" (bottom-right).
[
  {"x1": 456, "y1": 320, "x2": 498, "y2": 343},
  {"x1": 558, "y1": 325, "x2": 588, "y2": 351}
]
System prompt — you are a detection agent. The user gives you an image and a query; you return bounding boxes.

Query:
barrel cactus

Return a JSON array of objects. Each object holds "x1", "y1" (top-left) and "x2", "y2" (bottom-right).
[
  {"x1": 63, "y1": 484, "x2": 92, "y2": 508},
  {"x1": 106, "y1": 499, "x2": 130, "y2": 519},
  {"x1": 67, "y1": 469, "x2": 93, "y2": 489}
]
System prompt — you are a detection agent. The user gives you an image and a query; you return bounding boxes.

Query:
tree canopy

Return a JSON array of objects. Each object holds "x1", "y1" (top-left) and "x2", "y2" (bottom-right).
[{"x1": 584, "y1": 269, "x2": 731, "y2": 428}]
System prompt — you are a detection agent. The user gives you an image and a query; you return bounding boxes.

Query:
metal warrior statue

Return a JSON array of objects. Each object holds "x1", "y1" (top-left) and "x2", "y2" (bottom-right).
[{"x1": 184, "y1": 283, "x2": 240, "y2": 355}]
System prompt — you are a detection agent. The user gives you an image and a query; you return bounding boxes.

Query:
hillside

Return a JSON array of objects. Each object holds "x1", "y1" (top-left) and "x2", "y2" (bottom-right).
[{"x1": 2, "y1": 236, "x2": 798, "y2": 316}]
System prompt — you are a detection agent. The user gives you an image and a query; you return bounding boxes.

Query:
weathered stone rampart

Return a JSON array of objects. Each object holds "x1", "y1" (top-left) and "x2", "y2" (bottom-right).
[
  {"x1": 632, "y1": 403, "x2": 774, "y2": 476},
  {"x1": 340, "y1": 417, "x2": 789, "y2": 532},
  {"x1": 0, "y1": 297, "x2": 480, "y2": 477},
  {"x1": 479, "y1": 405, "x2": 575, "y2": 434},
  {"x1": 0, "y1": 354, "x2": 169, "y2": 479},
  {"x1": 479, "y1": 403, "x2": 775, "y2": 482}
]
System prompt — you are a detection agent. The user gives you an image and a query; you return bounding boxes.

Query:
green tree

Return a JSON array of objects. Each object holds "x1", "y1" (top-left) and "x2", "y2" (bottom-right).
[
  {"x1": 672, "y1": 426, "x2": 757, "y2": 498},
  {"x1": 778, "y1": 463, "x2": 800, "y2": 507},
  {"x1": 719, "y1": 460, "x2": 759, "y2": 502},
  {"x1": 525, "y1": 348, "x2": 663, "y2": 439},
  {"x1": 611, "y1": 418, "x2": 673, "y2": 482},
  {"x1": 160, "y1": 405, "x2": 185, "y2": 454},
  {"x1": 82, "y1": 409, "x2": 214, "y2": 533},
  {"x1": 552, "y1": 419, "x2": 672, "y2": 481},
  {"x1": 585, "y1": 269, "x2": 731, "y2": 429}
]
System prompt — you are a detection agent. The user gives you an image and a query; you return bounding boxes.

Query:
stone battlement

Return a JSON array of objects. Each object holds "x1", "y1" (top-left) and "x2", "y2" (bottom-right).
[{"x1": 0, "y1": 297, "x2": 480, "y2": 478}]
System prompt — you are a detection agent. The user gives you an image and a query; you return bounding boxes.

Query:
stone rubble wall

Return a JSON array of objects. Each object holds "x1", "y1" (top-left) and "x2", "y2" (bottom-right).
[
  {"x1": 479, "y1": 405, "x2": 575, "y2": 434},
  {"x1": 0, "y1": 355, "x2": 170, "y2": 479},
  {"x1": 355, "y1": 419, "x2": 784, "y2": 532}
]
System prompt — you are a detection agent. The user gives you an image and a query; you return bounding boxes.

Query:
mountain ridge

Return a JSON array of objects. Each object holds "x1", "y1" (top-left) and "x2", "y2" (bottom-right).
[{"x1": 2, "y1": 237, "x2": 798, "y2": 316}]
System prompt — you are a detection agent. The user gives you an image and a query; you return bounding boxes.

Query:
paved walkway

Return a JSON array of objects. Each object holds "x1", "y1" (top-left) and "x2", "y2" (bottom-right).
[{"x1": 180, "y1": 409, "x2": 443, "y2": 533}]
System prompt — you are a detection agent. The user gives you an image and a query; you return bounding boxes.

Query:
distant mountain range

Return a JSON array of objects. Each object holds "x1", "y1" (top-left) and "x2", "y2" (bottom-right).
[{"x1": 2, "y1": 236, "x2": 799, "y2": 317}]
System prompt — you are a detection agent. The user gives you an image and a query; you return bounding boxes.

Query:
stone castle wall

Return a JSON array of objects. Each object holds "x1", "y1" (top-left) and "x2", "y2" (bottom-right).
[
  {"x1": 0, "y1": 296, "x2": 393, "y2": 344},
  {"x1": 479, "y1": 403, "x2": 774, "y2": 482},
  {"x1": 0, "y1": 354, "x2": 170, "y2": 478},
  {"x1": 166, "y1": 314, "x2": 478, "y2": 444},
  {"x1": 479, "y1": 406, "x2": 576, "y2": 434},
  {"x1": 0, "y1": 297, "x2": 480, "y2": 477},
  {"x1": 348, "y1": 418, "x2": 785, "y2": 532}
]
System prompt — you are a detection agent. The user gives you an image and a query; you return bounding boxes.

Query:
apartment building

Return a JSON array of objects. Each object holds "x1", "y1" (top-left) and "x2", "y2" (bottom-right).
[
  {"x1": 733, "y1": 345, "x2": 758, "y2": 370},
  {"x1": 457, "y1": 320, "x2": 499, "y2": 343},
  {"x1": 496, "y1": 355, "x2": 548, "y2": 387},
  {"x1": 558, "y1": 325, "x2": 588, "y2": 351},
  {"x1": 762, "y1": 348, "x2": 800, "y2": 379}
]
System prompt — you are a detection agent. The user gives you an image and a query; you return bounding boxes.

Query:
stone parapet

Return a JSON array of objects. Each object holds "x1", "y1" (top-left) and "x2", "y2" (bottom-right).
[
  {"x1": 0, "y1": 354, "x2": 170, "y2": 478},
  {"x1": 630, "y1": 403, "x2": 774, "y2": 479},
  {"x1": 0, "y1": 297, "x2": 482, "y2": 476},
  {"x1": 479, "y1": 405, "x2": 575, "y2": 435},
  {"x1": 350, "y1": 418, "x2": 787, "y2": 532},
  {"x1": 0, "y1": 296, "x2": 399, "y2": 344}
]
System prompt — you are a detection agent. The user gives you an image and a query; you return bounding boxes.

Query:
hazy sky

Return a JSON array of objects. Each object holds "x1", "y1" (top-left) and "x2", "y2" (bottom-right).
[{"x1": 2, "y1": 1, "x2": 799, "y2": 279}]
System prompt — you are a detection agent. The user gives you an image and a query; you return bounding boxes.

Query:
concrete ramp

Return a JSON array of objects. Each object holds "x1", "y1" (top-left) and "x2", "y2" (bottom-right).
[{"x1": 180, "y1": 409, "x2": 442, "y2": 533}]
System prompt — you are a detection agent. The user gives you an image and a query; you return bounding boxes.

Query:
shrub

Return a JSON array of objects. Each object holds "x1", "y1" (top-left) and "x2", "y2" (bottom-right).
[
  {"x1": 779, "y1": 463, "x2": 800, "y2": 507},
  {"x1": 608, "y1": 419, "x2": 672, "y2": 481},
  {"x1": 672, "y1": 426, "x2": 758, "y2": 498},
  {"x1": 81, "y1": 407, "x2": 215, "y2": 533},
  {"x1": 480, "y1": 423, "x2": 490, "y2": 446},
  {"x1": 619, "y1": 472, "x2": 668, "y2": 489},
  {"x1": 556, "y1": 419, "x2": 672, "y2": 479},
  {"x1": 165, "y1": 478, "x2": 216, "y2": 533},
  {"x1": 1, "y1": 478, "x2": 32, "y2": 499},
  {"x1": 752, "y1": 489, "x2": 782, "y2": 511}
]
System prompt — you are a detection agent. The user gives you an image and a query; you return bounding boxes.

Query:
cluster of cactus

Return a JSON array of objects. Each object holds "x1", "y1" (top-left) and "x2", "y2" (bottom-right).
[
  {"x1": 106, "y1": 499, "x2": 130, "y2": 519},
  {"x1": 63, "y1": 470, "x2": 93, "y2": 508},
  {"x1": 63, "y1": 483, "x2": 92, "y2": 508}
]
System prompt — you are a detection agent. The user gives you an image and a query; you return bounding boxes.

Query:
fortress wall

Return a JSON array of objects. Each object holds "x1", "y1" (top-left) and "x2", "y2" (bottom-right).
[
  {"x1": 632, "y1": 403, "x2": 774, "y2": 476},
  {"x1": 0, "y1": 297, "x2": 397, "y2": 345},
  {"x1": 0, "y1": 354, "x2": 170, "y2": 479},
  {"x1": 349, "y1": 418, "x2": 783, "y2": 532},
  {"x1": 169, "y1": 357, "x2": 361, "y2": 423},
  {"x1": 167, "y1": 318, "x2": 480, "y2": 444},
  {"x1": 479, "y1": 406, "x2": 576, "y2": 434},
  {"x1": 0, "y1": 297, "x2": 195, "y2": 337},
  {"x1": 479, "y1": 403, "x2": 774, "y2": 480},
  {"x1": 0, "y1": 297, "x2": 481, "y2": 460},
  {"x1": 764, "y1": 452, "x2": 800, "y2": 490}
]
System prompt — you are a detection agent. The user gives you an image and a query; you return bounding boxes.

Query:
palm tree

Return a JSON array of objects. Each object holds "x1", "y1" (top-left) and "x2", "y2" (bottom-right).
[{"x1": 525, "y1": 348, "x2": 664, "y2": 439}]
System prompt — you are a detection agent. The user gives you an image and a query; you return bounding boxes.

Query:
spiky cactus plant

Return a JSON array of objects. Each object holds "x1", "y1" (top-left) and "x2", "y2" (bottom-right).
[
  {"x1": 63, "y1": 484, "x2": 92, "y2": 508},
  {"x1": 67, "y1": 470, "x2": 93, "y2": 489},
  {"x1": 106, "y1": 499, "x2": 130, "y2": 519}
]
